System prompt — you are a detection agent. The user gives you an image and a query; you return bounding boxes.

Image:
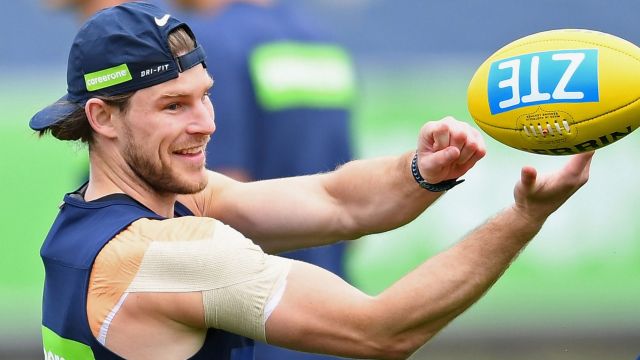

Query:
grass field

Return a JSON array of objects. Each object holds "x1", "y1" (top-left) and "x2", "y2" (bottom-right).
[{"x1": 1, "y1": 63, "x2": 638, "y2": 359}]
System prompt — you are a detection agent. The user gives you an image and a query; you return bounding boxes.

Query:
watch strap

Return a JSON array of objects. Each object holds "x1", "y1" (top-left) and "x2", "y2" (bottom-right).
[{"x1": 411, "y1": 152, "x2": 465, "y2": 192}]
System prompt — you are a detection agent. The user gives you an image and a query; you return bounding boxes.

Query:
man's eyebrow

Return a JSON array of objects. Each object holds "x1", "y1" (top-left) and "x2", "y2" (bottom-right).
[
  {"x1": 159, "y1": 92, "x2": 188, "y2": 99},
  {"x1": 158, "y1": 77, "x2": 214, "y2": 99}
]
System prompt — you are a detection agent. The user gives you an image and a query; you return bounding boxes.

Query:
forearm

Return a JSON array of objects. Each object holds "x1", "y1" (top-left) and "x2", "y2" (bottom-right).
[
  {"x1": 323, "y1": 151, "x2": 445, "y2": 238},
  {"x1": 266, "y1": 206, "x2": 545, "y2": 359},
  {"x1": 370, "y1": 205, "x2": 543, "y2": 349},
  {"x1": 199, "y1": 153, "x2": 446, "y2": 254}
]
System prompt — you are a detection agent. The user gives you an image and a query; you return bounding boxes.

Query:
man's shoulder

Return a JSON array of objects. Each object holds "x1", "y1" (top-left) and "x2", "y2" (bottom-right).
[
  {"x1": 123, "y1": 216, "x2": 219, "y2": 243},
  {"x1": 93, "y1": 217, "x2": 222, "y2": 274}
]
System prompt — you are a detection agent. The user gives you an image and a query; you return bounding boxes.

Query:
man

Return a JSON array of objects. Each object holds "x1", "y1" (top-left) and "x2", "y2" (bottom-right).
[
  {"x1": 47, "y1": 1, "x2": 354, "y2": 328},
  {"x1": 33, "y1": 3, "x2": 593, "y2": 359}
]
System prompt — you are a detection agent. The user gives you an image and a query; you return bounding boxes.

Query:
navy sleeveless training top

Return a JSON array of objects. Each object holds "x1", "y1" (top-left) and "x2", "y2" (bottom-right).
[{"x1": 40, "y1": 189, "x2": 254, "y2": 359}]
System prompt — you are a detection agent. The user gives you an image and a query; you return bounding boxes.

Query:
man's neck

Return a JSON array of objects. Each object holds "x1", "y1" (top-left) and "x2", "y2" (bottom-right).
[{"x1": 85, "y1": 151, "x2": 177, "y2": 218}]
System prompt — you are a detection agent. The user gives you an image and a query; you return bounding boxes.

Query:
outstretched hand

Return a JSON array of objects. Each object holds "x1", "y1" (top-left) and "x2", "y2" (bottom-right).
[
  {"x1": 416, "y1": 117, "x2": 486, "y2": 184},
  {"x1": 513, "y1": 151, "x2": 594, "y2": 223}
]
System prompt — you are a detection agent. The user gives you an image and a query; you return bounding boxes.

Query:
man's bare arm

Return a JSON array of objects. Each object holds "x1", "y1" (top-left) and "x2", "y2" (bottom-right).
[
  {"x1": 182, "y1": 117, "x2": 486, "y2": 253},
  {"x1": 264, "y1": 152, "x2": 593, "y2": 359},
  {"x1": 152, "y1": 153, "x2": 593, "y2": 359}
]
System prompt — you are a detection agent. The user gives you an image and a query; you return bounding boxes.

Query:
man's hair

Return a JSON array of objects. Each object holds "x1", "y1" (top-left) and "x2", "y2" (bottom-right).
[{"x1": 40, "y1": 27, "x2": 197, "y2": 143}]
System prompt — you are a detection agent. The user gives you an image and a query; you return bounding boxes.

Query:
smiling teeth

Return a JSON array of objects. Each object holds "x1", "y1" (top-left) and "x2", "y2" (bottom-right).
[{"x1": 177, "y1": 147, "x2": 202, "y2": 155}]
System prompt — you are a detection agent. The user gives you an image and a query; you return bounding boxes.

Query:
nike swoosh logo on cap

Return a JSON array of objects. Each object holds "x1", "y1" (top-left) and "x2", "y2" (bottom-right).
[{"x1": 154, "y1": 14, "x2": 171, "y2": 27}]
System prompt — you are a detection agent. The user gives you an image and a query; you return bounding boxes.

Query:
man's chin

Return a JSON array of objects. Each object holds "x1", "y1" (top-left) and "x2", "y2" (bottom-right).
[{"x1": 174, "y1": 175, "x2": 208, "y2": 195}]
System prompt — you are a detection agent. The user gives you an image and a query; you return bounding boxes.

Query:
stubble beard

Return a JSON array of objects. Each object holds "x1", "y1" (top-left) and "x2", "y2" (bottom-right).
[{"x1": 122, "y1": 136, "x2": 208, "y2": 195}]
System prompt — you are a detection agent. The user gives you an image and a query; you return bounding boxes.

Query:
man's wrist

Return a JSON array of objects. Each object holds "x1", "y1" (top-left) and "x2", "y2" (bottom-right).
[
  {"x1": 508, "y1": 204, "x2": 547, "y2": 233},
  {"x1": 411, "y1": 152, "x2": 464, "y2": 192}
]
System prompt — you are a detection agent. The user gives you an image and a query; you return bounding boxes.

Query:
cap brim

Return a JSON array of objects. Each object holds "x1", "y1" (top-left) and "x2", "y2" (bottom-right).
[{"x1": 29, "y1": 95, "x2": 81, "y2": 131}]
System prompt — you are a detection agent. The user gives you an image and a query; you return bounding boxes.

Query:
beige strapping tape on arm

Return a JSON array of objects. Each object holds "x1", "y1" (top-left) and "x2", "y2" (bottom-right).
[{"x1": 127, "y1": 220, "x2": 292, "y2": 341}]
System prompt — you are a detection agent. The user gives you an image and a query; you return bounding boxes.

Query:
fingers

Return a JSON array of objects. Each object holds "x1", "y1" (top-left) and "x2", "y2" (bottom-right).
[
  {"x1": 423, "y1": 119, "x2": 452, "y2": 151},
  {"x1": 417, "y1": 117, "x2": 487, "y2": 181},
  {"x1": 564, "y1": 151, "x2": 594, "y2": 180},
  {"x1": 420, "y1": 146, "x2": 461, "y2": 179},
  {"x1": 519, "y1": 151, "x2": 593, "y2": 195},
  {"x1": 433, "y1": 127, "x2": 450, "y2": 151},
  {"x1": 550, "y1": 151, "x2": 594, "y2": 194},
  {"x1": 420, "y1": 117, "x2": 486, "y2": 158},
  {"x1": 513, "y1": 151, "x2": 595, "y2": 221},
  {"x1": 458, "y1": 129, "x2": 486, "y2": 165}
]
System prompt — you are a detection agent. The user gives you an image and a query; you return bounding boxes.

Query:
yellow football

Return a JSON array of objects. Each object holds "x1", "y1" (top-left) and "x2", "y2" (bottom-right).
[{"x1": 468, "y1": 29, "x2": 640, "y2": 155}]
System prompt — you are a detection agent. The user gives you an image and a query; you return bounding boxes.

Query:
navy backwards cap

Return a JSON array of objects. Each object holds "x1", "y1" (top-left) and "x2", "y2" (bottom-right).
[{"x1": 30, "y1": 1, "x2": 207, "y2": 131}]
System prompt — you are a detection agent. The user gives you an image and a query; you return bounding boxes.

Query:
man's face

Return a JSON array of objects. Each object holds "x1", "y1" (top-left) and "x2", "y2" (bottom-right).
[{"x1": 115, "y1": 64, "x2": 215, "y2": 195}]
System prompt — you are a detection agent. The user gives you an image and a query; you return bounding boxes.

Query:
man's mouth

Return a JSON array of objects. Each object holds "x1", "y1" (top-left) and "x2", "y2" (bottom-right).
[{"x1": 174, "y1": 145, "x2": 205, "y2": 156}]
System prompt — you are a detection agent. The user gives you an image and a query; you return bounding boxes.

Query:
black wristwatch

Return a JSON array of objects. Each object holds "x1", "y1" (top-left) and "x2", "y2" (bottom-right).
[{"x1": 411, "y1": 152, "x2": 464, "y2": 192}]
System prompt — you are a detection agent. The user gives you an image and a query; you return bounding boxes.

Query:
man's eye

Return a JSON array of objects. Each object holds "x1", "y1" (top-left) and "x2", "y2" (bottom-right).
[{"x1": 166, "y1": 103, "x2": 181, "y2": 111}]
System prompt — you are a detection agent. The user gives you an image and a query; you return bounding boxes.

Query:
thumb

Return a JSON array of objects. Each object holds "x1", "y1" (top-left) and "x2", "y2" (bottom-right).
[
  {"x1": 420, "y1": 146, "x2": 460, "y2": 177},
  {"x1": 514, "y1": 166, "x2": 538, "y2": 204},
  {"x1": 520, "y1": 166, "x2": 537, "y2": 190}
]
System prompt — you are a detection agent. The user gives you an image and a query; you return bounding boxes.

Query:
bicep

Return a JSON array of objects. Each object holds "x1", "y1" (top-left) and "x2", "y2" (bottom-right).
[
  {"x1": 265, "y1": 261, "x2": 382, "y2": 358},
  {"x1": 184, "y1": 170, "x2": 354, "y2": 254},
  {"x1": 213, "y1": 175, "x2": 352, "y2": 253}
]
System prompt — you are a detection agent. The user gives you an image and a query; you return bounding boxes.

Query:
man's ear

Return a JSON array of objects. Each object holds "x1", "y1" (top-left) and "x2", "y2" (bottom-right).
[{"x1": 85, "y1": 98, "x2": 118, "y2": 139}]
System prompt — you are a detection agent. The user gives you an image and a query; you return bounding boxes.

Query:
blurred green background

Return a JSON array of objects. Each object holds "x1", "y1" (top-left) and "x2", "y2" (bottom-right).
[
  {"x1": 2, "y1": 1, "x2": 639, "y2": 359},
  {"x1": 2, "y1": 63, "x2": 638, "y2": 359}
]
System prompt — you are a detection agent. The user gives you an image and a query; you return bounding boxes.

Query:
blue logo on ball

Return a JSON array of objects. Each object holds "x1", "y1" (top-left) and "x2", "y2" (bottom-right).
[{"x1": 488, "y1": 49, "x2": 599, "y2": 115}]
